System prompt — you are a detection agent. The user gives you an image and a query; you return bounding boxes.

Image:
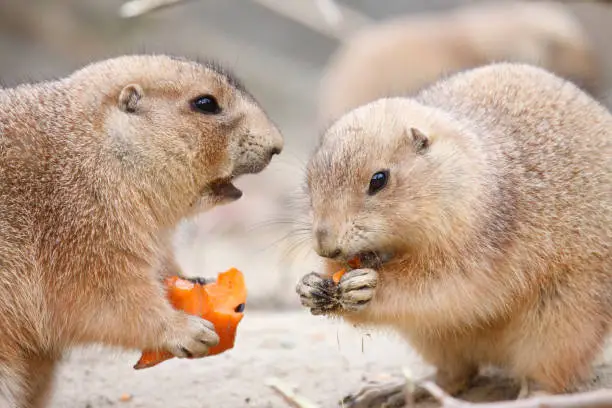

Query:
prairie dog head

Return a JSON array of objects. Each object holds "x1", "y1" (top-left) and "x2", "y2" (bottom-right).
[
  {"x1": 305, "y1": 98, "x2": 485, "y2": 267},
  {"x1": 69, "y1": 54, "x2": 283, "y2": 217}
]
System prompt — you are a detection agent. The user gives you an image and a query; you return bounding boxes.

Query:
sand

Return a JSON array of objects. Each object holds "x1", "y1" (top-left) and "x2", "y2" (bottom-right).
[{"x1": 48, "y1": 311, "x2": 612, "y2": 408}]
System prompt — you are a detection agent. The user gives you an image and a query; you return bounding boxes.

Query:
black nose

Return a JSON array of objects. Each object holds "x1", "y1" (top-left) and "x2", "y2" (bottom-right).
[
  {"x1": 315, "y1": 226, "x2": 342, "y2": 259},
  {"x1": 270, "y1": 146, "x2": 282, "y2": 156},
  {"x1": 326, "y1": 248, "x2": 342, "y2": 259},
  {"x1": 317, "y1": 246, "x2": 342, "y2": 259}
]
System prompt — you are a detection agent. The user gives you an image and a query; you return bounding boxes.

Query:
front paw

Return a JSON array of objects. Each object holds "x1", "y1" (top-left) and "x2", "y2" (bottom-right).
[
  {"x1": 296, "y1": 268, "x2": 378, "y2": 315},
  {"x1": 296, "y1": 272, "x2": 340, "y2": 315},
  {"x1": 164, "y1": 314, "x2": 220, "y2": 359},
  {"x1": 337, "y1": 268, "x2": 378, "y2": 312}
]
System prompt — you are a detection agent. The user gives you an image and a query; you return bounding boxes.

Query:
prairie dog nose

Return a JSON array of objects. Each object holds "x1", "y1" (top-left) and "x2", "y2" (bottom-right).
[
  {"x1": 267, "y1": 145, "x2": 282, "y2": 161},
  {"x1": 319, "y1": 247, "x2": 342, "y2": 259},
  {"x1": 267, "y1": 126, "x2": 284, "y2": 157},
  {"x1": 314, "y1": 227, "x2": 342, "y2": 259}
]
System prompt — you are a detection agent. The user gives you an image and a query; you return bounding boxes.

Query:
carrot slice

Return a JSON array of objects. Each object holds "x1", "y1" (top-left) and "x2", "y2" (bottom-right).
[
  {"x1": 347, "y1": 257, "x2": 361, "y2": 269},
  {"x1": 331, "y1": 257, "x2": 361, "y2": 284},
  {"x1": 134, "y1": 267, "x2": 247, "y2": 369},
  {"x1": 332, "y1": 268, "x2": 347, "y2": 284}
]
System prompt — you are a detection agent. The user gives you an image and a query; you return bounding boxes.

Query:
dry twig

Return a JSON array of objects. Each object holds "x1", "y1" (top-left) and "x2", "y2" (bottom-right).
[
  {"x1": 423, "y1": 381, "x2": 612, "y2": 408},
  {"x1": 118, "y1": 0, "x2": 371, "y2": 39},
  {"x1": 548, "y1": 0, "x2": 612, "y2": 3},
  {"x1": 265, "y1": 377, "x2": 321, "y2": 408},
  {"x1": 402, "y1": 367, "x2": 612, "y2": 408},
  {"x1": 119, "y1": 0, "x2": 189, "y2": 18}
]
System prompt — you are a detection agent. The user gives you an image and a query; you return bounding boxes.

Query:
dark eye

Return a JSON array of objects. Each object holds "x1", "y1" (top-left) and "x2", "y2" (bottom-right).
[
  {"x1": 234, "y1": 303, "x2": 245, "y2": 313},
  {"x1": 192, "y1": 95, "x2": 221, "y2": 114},
  {"x1": 368, "y1": 170, "x2": 389, "y2": 195}
]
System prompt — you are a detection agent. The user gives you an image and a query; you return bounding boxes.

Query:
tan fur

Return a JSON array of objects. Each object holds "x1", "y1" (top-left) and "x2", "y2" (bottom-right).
[
  {"x1": 0, "y1": 54, "x2": 283, "y2": 407},
  {"x1": 301, "y1": 63, "x2": 612, "y2": 397},
  {"x1": 319, "y1": 1, "x2": 602, "y2": 126}
]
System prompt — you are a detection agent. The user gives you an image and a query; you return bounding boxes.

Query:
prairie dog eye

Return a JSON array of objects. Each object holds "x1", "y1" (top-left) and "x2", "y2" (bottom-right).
[
  {"x1": 368, "y1": 170, "x2": 389, "y2": 195},
  {"x1": 192, "y1": 95, "x2": 221, "y2": 114}
]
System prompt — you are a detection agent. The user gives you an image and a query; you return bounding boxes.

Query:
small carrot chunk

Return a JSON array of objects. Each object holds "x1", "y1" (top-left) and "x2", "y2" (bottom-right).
[
  {"x1": 332, "y1": 268, "x2": 346, "y2": 284},
  {"x1": 347, "y1": 257, "x2": 361, "y2": 269},
  {"x1": 119, "y1": 393, "x2": 132, "y2": 402},
  {"x1": 133, "y1": 267, "x2": 247, "y2": 370},
  {"x1": 331, "y1": 257, "x2": 361, "y2": 284}
]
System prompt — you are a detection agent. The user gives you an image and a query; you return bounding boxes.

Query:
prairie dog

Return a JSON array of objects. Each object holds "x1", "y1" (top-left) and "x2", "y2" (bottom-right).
[
  {"x1": 0, "y1": 54, "x2": 283, "y2": 408},
  {"x1": 297, "y1": 63, "x2": 611, "y2": 405},
  {"x1": 319, "y1": 1, "x2": 601, "y2": 125}
]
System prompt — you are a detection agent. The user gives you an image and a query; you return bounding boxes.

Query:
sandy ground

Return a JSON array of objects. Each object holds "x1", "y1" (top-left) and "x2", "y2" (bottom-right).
[
  {"x1": 49, "y1": 311, "x2": 612, "y2": 408},
  {"x1": 49, "y1": 311, "x2": 421, "y2": 408}
]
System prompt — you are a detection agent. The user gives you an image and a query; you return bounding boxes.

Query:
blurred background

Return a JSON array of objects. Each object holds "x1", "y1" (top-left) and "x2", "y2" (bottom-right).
[{"x1": 1, "y1": 0, "x2": 611, "y2": 311}]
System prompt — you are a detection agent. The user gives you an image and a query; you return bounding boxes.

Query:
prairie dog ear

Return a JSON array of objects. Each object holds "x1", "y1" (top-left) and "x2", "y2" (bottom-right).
[
  {"x1": 118, "y1": 84, "x2": 144, "y2": 113},
  {"x1": 409, "y1": 127, "x2": 430, "y2": 154}
]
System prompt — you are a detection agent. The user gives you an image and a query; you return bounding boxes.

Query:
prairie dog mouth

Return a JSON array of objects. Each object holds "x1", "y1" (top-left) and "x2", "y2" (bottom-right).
[
  {"x1": 351, "y1": 251, "x2": 394, "y2": 269},
  {"x1": 208, "y1": 177, "x2": 243, "y2": 201},
  {"x1": 190, "y1": 177, "x2": 243, "y2": 213}
]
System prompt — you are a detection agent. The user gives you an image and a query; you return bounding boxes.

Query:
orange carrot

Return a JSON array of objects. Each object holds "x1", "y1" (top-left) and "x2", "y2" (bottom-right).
[
  {"x1": 331, "y1": 269, "x2": 346, "y2": 284},
  {"x1": 134, "y1": 268, "x2": 247, "y2": 370},
  {"x1": 331, "y1": 257, "x2": 361, "y2": 284}
]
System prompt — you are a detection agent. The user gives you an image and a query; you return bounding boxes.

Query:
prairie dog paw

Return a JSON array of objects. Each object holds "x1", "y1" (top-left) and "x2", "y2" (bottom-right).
[
  {"x1": 342, "y1": 380, "x2": 408, "y2": 408},
  {"x1": 165, "y1": 314, "x2": 220, "y2": 358},
  {"x1": 338, "y1": 268, "x2": 378, "y2": 312},
  {"x1": 296, "y1": 272, "x2": 339, "y2": 315}
]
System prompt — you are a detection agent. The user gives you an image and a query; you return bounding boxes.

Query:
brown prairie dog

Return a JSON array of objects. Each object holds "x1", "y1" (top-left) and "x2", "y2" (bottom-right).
[
  {"x1": 0, "y1": 54, "x2": 283, "y2": 408},
  {"x1": 319, "y1": 1, "x2": 602, "y2": 126},
  {"x1": 297, "y1": 63, "x2": 611, "y2": 405}
]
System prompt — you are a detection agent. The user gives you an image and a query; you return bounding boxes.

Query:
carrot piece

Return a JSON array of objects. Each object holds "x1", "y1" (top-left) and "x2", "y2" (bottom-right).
[
  {"x1": 133, "y1": 267, "x2": 247, "y2": 370},
  {"x1": 332, "y1": 268, "x2": 347, "y2": 284},
  {"x1": 331, "y1": 257, "x2": 361, "y2": 284},
  {"x1": 347, "y1": 257, "x2": 361, "y2": 269}
]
